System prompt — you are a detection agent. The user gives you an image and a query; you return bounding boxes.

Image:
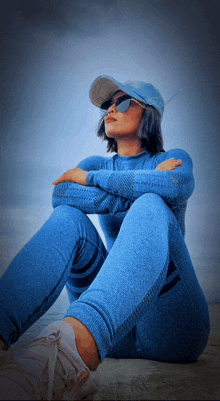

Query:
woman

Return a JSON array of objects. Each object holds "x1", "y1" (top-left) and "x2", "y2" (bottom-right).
[{"x1": 0, "y1": 75, "x2": 210, "y2": 400}]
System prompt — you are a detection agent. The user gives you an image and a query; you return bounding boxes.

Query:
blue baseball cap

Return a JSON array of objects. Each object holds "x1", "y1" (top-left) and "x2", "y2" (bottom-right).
[{"x1": 89, "y1": 74, "x2": 164, "y2": 118}]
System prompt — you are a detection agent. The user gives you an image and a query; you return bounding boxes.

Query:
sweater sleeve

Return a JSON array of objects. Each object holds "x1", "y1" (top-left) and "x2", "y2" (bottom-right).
[
  {"x1": 52, "y1": 156, "x2": 133, "y2": 215},
  {"x1": 52, "y1": 182, "x2": 132, "y2": 215},
  {"x1": 86, "y1": 149, "x2": 195, "y2": 206}
]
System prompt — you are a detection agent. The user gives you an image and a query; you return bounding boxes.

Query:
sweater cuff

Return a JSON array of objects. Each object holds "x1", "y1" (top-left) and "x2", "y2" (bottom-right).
[
  {"x1": 86, "y1": 170, "x2": 110, "y2": 189},
  {"x1": 86, "y1": 171, "x2": 96, "y2": 186}
]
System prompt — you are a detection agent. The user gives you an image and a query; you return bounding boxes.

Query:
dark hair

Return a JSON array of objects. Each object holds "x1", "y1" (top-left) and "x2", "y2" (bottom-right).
[{"x1": 97, "y1": 105, "x2": 165, "y2": 155}]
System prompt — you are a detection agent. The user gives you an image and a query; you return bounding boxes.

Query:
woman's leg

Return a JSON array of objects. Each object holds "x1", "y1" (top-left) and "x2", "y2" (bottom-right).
[
  {"x1": 64, "y1": 193, "x2": 210, "y2": 362},
  {"x1": 0, "y1": 205, "x2": 107, "y2": 349},
  {"x1": 0, "y1": 194, "x2": 211, "y2": 399},
  {"x1": 133, "y1": 221, "x2": 211, "y2": 363}
]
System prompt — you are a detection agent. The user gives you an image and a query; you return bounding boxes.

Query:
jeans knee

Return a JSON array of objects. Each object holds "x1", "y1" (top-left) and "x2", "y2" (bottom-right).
[
  {"x1": 52, "y1": 205, "x2": 97, "y2": 241},
  {"x1": 124, "y1": 194, "x2": 169, "y2": 230},
  {"x1": 53, "y1": 204, "x2": 83, "y2": 215},
  {"x1": 132, "y1": 193, "x2": 167, "y2": 213},
  {"x1": 52, "y1": 205, "x2": 87, "y2": 224}
]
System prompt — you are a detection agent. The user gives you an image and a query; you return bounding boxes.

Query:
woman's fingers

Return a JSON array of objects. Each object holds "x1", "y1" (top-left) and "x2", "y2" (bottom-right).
[
  {"x1": 53, "y1": 170, "x2": 72, "y2": 185},
  {"x1": 169, "y1": 158, "x2": 182, "y2": 170},
  {"x1": 53, "y1": 168, "x2": 88, "y2": 186},
  {"x1": 155, "y1": 158, "x2": 182, "y2": 171}
]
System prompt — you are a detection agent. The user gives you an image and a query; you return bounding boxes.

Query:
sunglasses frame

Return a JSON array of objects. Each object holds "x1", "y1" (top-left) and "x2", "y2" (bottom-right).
[
  {"x1": 101, "y1": 95, "x2": 132, "y2": 113},
  {"x1": 100, "y1": 95, "x2": 146, "y2": 119}
]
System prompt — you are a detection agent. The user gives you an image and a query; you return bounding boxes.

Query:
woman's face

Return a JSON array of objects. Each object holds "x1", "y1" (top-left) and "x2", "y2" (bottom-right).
[{"x1": 104, "y1": 91, "x2": 144, "y2": 140}]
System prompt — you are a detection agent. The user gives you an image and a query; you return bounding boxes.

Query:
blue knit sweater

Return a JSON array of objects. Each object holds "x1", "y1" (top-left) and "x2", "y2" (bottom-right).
[{"x1": 52, "y1": 149, "x2": 194, "y2": 251}]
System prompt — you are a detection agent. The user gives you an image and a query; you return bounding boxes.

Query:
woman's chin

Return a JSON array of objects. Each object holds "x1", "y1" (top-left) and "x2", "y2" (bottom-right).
[
  {"x1": 105, "y1": 131, "x2": 119, "y2": 139},
  {"x1": 105, "y1": 129, "x2": 126, "y2": 139}
]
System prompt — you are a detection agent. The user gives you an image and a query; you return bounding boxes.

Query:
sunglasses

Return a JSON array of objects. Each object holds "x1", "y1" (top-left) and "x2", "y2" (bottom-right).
[{"x1": 101, "y1": 94, "x2": 141, "y2": 115}]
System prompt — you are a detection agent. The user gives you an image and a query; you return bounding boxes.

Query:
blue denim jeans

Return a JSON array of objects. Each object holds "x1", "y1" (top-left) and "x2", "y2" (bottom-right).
[{"x1": 0, "y1": 194, "x2": 210, "y2": 362}]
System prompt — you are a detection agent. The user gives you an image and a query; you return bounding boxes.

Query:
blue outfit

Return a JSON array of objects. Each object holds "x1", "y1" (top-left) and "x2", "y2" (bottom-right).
[{"x1": 0, "y1": 148, "x2": 210, "y2": 363}]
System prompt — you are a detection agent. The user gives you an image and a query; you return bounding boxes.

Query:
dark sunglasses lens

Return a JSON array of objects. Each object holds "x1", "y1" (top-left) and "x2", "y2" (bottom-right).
[
  {"x1": 116, "y1": 98, "x2": 131, "y2": 112},
  {"x1": 100, "y1": 95, "x2": 131, "y2": 113},
  {"x1": 101, "y1": 100, "x2": 112, "y2": 110}
]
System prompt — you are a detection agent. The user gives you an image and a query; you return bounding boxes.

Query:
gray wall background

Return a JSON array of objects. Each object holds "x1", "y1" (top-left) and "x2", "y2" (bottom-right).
[{"x1": 1, "y1": 0, "x2": 220, "y2": 302}]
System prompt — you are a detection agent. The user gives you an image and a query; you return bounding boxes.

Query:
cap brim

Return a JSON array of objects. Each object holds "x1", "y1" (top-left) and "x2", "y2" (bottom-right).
[{"x1": 89, "y1": 75, "x2": 139, "y2": 108}]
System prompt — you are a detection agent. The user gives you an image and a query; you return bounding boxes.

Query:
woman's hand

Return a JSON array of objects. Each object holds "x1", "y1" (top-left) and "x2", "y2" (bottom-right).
[
  {"x1": 155, "y1": 158, "x2": 182, "y2": 171},
  {"x1": 53, "y1": 167, "x2": 88, "y2": 186}
]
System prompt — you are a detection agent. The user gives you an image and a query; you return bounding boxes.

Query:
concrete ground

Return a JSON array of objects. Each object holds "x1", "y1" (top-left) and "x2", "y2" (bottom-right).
[{"x1": 95, "y1": 302, "x2": 220, "y2": 400}]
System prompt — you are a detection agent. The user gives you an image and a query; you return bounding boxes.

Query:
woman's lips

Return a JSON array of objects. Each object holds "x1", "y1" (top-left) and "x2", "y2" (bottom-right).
[{"x1": 105, "y1": 117, "x2": 117, "y2": 123}]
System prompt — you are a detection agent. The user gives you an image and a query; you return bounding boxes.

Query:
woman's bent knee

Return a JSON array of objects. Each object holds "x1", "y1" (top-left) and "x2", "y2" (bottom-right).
[
  {"x1": 52, "y1": 205, "x2": 87, "y2": 222},
  {"x1": 131, "y1": 193, "x2": 168, "y2": 215},
  {"x1": 124, "y1": 194, "x2": 173, "y2": 233},
  {"x1": 52, "y1": 205, "x2": 101, "y2": 243},
  {"x1": 50, "y1": 206, "x2": 94, "y2": 237}
]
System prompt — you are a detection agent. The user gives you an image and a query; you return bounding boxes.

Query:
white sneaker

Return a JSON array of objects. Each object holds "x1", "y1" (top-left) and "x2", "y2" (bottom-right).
[{"x1": 0, "y1": 321, "x2": 99, "y2": 400}]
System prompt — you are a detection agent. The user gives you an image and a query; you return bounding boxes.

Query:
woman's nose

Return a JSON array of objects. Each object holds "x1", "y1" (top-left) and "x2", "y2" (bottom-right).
[{"x1": 108, "y1": 103, "x2": 116, "y2": 114}]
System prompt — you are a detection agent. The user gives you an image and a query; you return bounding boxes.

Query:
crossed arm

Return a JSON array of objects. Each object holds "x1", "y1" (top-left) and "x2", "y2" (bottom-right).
[
  {"x1": 52, "y1": 149, "x2": 194, "y2": 214},
  {"x1": 52, "y1": 157, "x2": 133, "y2": 215},
  {"x1": 52, "y1": 181, "x2": 133, "y2": 215}
]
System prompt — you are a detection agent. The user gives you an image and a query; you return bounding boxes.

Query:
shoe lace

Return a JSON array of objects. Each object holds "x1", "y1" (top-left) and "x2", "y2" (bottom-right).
[
  {"x1": 41, "y1": 330, "x2": 62, "y2": 400},
  {"x1": 1, "y1": 331, "x2": 82, "y2": 401}
]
